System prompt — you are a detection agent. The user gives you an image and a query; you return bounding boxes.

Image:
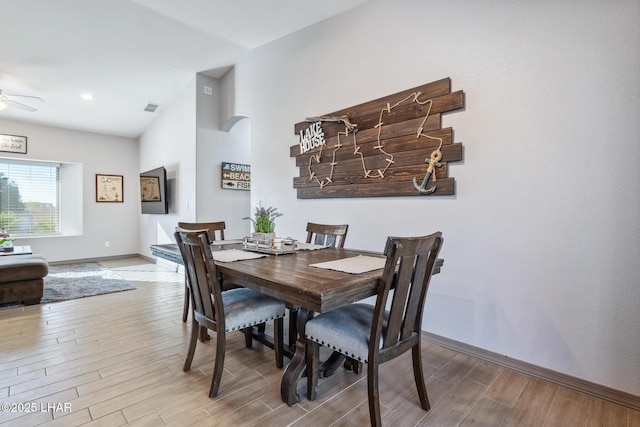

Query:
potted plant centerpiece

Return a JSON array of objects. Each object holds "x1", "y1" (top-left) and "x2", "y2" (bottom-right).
[
  {"x1": 0, "y1": 228, "x2": 15, "y2": 251},
  {"x1": 244, "y1": 206, "x2": 283, "y2": 242}
]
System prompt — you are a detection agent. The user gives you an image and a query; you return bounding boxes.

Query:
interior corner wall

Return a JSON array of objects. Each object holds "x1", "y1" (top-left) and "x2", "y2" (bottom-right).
[
  {"x1": 219, "y1": 67, "x2": 236, "y2": 128},
  {"x1": 233, "y1": 0, "x2": 640, "y2": 395},
  {"x1": 0, "y1": 117, "x2": 139, "y2": 262},
  {"x1": 138, "y1": 77, "x2": 197, "y2": 257},
  {"x1": 196, "y1": 74, "x2": 251, "y2": 239}
]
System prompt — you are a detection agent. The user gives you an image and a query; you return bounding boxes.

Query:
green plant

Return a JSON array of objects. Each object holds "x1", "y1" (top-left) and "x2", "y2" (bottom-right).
[
  {"x1": 243, "y1": 206, "x2": 283, "y2": 233},
  {"x1": 0, "y1": 237, "x2": 14, "y2": 245},
  {"x1": 1, "y1": 211, "x2": 17, "y2": 245},
  {"x1": 0, "y1": 211, "x2": 18, "y2": 232},
  {"x1": 37, "y1": 219, "x2": 58, "y2": 234}
]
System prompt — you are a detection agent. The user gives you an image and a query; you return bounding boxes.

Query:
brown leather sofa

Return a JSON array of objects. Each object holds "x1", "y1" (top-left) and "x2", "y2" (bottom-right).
[{"x1": 0, "y1": 254, "x2": 49, "y2": 305}]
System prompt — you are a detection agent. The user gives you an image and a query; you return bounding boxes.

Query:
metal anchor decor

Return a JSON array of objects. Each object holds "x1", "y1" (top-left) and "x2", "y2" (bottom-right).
[{"x1": 413, "y1": 149, "x2": 443, "y2": 194}]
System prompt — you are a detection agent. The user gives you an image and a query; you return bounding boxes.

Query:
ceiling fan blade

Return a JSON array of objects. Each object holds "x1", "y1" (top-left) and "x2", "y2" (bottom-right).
[
  {"x1": 4, "y1": 94, "x2": 44, "y2": 103},
  {"x1": 6, "y1": 99, "x2": 38, "y2": 112}
]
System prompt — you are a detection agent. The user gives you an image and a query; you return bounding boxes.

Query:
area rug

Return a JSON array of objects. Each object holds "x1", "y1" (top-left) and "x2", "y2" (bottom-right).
[
  {"x1": 0, "y1": 261, "x2": 136, "y2": 310},
  {"x1": 41, "y1": 261, "x2": 135, "y2": 303}
]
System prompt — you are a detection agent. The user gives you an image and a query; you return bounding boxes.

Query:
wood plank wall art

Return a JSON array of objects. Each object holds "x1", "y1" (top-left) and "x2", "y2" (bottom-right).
[{"x1": 290, "y1": 77, "x2": 464, "y2": 198}]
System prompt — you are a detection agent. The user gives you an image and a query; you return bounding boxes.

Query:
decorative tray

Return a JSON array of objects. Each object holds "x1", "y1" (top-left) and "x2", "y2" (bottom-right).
[{"x1": 242, "y1": 237, "x2": 297, "y2": 255}]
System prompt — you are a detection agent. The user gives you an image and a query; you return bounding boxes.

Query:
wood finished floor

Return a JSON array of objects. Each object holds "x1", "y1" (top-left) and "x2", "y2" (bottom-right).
[{"x1": 1, "y1": 256, "x2": 638, "y2": 427}]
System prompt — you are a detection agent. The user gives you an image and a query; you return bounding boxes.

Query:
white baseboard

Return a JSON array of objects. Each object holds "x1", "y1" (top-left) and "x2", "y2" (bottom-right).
[
  {"x1": 48, "y1": 254, "x2": 142, "y2": 265},
  {"x1": 422, "y1": 331, "x2": 640, "y2": 411}
]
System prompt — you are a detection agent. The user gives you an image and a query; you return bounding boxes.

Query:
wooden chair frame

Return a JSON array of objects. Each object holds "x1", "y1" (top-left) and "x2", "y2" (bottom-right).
[
  {"x1": 283, "y1": 222, "x2": 350, "y2": 349},
  {"x1": 177, "y1": 221, "x2": 226, "y2": 322},
  {"x1": 305, "y1": 222, "x2": 349, "y2": 248},
  {"x1": 306, "y1": 232, "x2": 443, "y2": 426},
  {"x1": 175, "y1": 228, "x2": 285, "y2": 398}
]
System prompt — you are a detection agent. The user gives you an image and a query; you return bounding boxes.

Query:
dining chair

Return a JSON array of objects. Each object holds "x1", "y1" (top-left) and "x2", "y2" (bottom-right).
[
  {"x1": 174, "y1": 228, "x2": 286, "y2": 398},
  {"x1": 271, "y1": 221, "x2": 352, "y2": 350},
  {"x1": 177, "y1": 221, "x2": 227, "y2": 322},
  {"x1": 177, "y1": 221, "x2": 226, "y2": 240},
  {"x1": 246, "y1": 222, "x2": 351, "y2": 351},
  {"x1": 306, "y1": 222, "x2": 349, "y2": 248},
  {"x1": 304, "y1": 231, "x2": 443, "y2": 427},
  {"x1": 181, "y1": 221, "x2": 269, "y2": 350}
]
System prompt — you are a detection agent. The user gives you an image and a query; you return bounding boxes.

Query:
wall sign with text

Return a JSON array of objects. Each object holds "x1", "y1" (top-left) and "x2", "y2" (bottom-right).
[
  {"x1": 290, "y1": 78, "x2": 465, "y2": 199},
  {"x1": 221, "y1": 162, "x2": 251, "y2": 190},
  {"x1": 0, "y1": 134, "x2": 27, "y2": 154}
]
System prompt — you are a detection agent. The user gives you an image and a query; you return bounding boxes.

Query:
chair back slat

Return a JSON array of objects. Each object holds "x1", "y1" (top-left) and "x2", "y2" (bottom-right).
[
  {"x1": 313, "y1": 233, "x2": 336, "y2": 247},
  {"x1": 175, "y1": 228, "x2": 224, "y2": 330},
  {"x1": 178, "y1": 221, "x2": 226, "y2": 241},
  {"x1": 306, "y1": 222, "x2": 349, "y2": 248},
  {"x1": 401, "y1": 252, "x2": 429, "y2": 340},
  {"x1": 385, "y1": 255, "x2": 413, "y2": 345},
  {"x1": 373, "y1": 232, "x2": 443, "y2": 357}
]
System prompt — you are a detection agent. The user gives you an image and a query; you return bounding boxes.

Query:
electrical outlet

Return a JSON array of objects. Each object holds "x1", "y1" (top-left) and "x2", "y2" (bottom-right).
[
  {"x1": 204, "y1": 86, "x2": 213, "y2": 95},
  {"x1": 105, "y1": 241, "x2": 110, "y2": 248}
]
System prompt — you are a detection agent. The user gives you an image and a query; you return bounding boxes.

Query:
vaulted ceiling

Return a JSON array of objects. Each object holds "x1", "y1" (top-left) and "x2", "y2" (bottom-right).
[{"x1": 0, "y1": 0, "x2": 368, "y2": 138}]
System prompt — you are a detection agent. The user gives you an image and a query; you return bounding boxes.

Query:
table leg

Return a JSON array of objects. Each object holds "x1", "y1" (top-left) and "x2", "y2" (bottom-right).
[
  {"x1": 343, "y1": 357, "x2": 362, "y2": 374},
  {"x1": 281, "y1": 308, "x2": 314, "y2": 405},
  {"x1": 318, "y1": 352, "x2": 347, "y2": 378},
  {"x1": 288, "y1": 306, "x2": 298, "y2": 349}
]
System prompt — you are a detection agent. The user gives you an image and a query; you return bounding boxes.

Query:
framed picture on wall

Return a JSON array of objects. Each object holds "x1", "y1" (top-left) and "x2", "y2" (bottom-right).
[
  {"x1": 0, "y1": 134, "x2": 27, "y2": 154},
  {"x1": 96, "y1": 174, "x2": 124, "y2": 202},
  {"x1": 140, "y1": 176, "x2": 161, "y2": 202}
]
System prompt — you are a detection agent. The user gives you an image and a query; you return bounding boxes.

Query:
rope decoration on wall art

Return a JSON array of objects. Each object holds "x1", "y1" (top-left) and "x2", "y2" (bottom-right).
[
  {"x1": 305, "y1": 92, "x2": 445, "y2": 188},
  {"x1": 304, "y1": 115, "x2": 356, "y2": 188},
  {"x1": 291, "y1": 77, "x2": 465, "y2": 199}
]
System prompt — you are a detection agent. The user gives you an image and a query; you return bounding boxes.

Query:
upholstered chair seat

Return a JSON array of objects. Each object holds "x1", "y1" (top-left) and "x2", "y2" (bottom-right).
[
  {"x1": 220, "y1": 288, "x2": 286, "y2": 332},
  {"x1": 305, "y1": 303, "x2": 389, "y2": 362}
]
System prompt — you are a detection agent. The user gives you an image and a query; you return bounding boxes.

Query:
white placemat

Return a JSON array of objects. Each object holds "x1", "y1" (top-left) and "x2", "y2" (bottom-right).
[
  {"x1": 295, "y1": 242, "x2": 329, "y2": 251},
  {"x1": 310, "y1": 255, "x2": 386, "y2": 274},
  {"x1": 211, "y1": 239, "x2": 244, "y2": 246},
  {"x1": 212, "y1": 249, "x2": 267, "y2": 262}
]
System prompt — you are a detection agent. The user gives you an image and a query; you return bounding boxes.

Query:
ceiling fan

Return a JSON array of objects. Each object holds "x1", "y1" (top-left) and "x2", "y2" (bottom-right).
[{"x1": 0, "y1": 89, "x2": 43, "y2": 112}]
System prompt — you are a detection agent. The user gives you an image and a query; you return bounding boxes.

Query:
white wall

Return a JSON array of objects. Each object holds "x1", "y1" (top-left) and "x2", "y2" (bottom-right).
[
  {"x1": 138, "y1": 74, "x2": 252, "y2": 257},
  {"x1": 196, "y1": 74, "x2": 251, "y2": 239},
  {"x1": 233, "y1": 0, "x2": 640, "y2": 395},
  {"x1": 138, "y1": 77, "x2": 197, "y2": 255},
  {"x1": 0, "y1": 118, "x2": 139, "y2": 262}
]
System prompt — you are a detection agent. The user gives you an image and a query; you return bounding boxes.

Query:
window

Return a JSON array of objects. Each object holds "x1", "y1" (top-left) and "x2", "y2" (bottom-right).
[{"x1": 0, "y1": 158, "x2": 60, "y2": 236}]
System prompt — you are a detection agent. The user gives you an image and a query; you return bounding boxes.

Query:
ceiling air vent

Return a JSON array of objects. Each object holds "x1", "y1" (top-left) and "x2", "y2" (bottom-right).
[{"x1": 144, "y1": 102, "x2": 161, "y2": 113}]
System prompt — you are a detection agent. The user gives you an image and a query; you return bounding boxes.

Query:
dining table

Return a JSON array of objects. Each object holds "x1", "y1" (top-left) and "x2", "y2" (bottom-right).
[{"x1": 150, "y1": 240, "x2": 443, "y2": 405}]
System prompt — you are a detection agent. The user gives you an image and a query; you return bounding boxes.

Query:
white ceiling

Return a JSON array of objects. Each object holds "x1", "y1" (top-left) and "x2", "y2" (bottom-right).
[{"x1": 0, "y1": 0, "x2": 368, "y2": 138}]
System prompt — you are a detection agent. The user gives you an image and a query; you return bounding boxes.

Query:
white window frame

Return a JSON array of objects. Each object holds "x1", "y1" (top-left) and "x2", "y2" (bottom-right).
[{"x1": 0, "y1": 157, "x2": 82, "y2": 238}]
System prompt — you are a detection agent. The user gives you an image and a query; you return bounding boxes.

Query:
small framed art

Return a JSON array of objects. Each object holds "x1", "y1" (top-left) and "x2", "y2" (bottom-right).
[
  {"x1": 0, "y1": 134, "x2": 27, "y2": 154},
  {"x1": 96, "y1": 174, "x2": 124, "y2": 202}
]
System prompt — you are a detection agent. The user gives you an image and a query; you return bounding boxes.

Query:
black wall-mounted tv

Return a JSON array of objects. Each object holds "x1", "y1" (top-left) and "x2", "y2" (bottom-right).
[{"x1": 140, "y1": 166, "x2": 168, "y2": 214}]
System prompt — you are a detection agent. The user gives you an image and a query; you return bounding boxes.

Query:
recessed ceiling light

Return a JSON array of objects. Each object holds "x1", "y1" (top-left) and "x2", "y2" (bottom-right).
[{"x1": 81, "y1": 93, "x2": 94, "y2": 101}]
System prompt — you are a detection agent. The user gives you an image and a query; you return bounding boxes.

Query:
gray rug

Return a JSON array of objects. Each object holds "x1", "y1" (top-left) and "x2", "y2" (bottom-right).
[{"x1": 41, "y1": 262, "x2": 135, "y2": 303}]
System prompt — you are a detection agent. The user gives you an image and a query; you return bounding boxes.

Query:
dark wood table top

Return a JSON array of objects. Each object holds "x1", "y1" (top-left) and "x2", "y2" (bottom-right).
[
  {"x1": 216, "y1": 247, "x2": 387, "y2": 313},
  {"x1": 150, "y1": 243, "x2": 442, "y2": 313}
]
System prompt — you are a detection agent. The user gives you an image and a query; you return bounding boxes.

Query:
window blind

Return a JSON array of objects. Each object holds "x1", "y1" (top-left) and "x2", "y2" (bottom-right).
[{"x1": 0, "y1": 159, "x2": 61, "y2": 236}]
